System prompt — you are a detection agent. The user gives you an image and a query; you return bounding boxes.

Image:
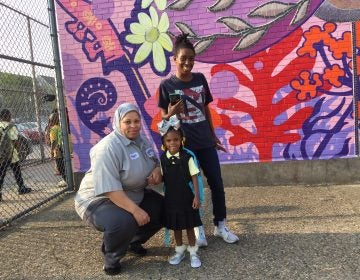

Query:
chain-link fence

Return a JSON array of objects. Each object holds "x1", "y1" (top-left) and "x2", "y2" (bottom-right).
[{"x1": 0, "y1": 0, "x2": 72, "y2": 229}]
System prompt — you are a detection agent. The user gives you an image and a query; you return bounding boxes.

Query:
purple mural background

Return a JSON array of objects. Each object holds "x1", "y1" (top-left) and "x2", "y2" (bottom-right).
[{"x1": 54, "y1": 0, "x2": 360, "y2": 172}]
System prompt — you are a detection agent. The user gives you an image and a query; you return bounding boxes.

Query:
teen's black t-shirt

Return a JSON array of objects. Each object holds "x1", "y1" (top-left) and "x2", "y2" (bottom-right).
[{"x1": 158, "y1": 72, "x2": 215, "y2": 150}]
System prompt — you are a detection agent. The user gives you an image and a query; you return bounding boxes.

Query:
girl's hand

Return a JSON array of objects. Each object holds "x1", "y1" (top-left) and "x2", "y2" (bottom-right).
[
  {"x1": 147, "y1": 166, "x2": 162, "y2": 185},
  {"x1": 192, "y1": 196, "x2": 200, "y2": 209}
]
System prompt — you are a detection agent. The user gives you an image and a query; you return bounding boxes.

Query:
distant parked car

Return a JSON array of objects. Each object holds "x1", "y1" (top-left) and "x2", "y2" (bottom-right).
[{"x1": 16, "y1": 122, "x2": 46, "y2": 143}]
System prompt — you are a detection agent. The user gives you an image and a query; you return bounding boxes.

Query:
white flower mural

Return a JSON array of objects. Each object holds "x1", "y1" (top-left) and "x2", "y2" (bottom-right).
[
  {"x1": 126, "y1": 6, "x2": 173, "y2": 72},
  {"x1": 141, "y1": 0, "x2": 167, "y2": 11}
]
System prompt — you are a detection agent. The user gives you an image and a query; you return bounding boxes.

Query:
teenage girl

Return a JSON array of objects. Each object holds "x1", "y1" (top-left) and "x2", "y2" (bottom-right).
[{"x1": 158, "y1": 33, "x2": 239, "y2": 245}]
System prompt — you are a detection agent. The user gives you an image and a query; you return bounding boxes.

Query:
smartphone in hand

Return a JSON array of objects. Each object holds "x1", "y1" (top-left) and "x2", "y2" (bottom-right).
[{"x1": 169, "y1": 93, "x2": 181, "y2": 105}]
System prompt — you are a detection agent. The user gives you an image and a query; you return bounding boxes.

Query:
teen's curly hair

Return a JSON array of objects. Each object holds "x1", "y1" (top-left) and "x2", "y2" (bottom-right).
[{"x1": 174, "y1": 33, "x2": 195, "y2": 56}]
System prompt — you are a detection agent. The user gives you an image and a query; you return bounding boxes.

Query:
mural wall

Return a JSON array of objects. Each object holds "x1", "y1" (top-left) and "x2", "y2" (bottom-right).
[{"x1": 55, "y1": 0, "x2": 360, "y2": 172}]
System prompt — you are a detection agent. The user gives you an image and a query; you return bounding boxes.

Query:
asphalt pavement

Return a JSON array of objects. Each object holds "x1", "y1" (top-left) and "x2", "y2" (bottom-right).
[{"x1": 1, "y1": 184, "x2": 360, "y2": 280}]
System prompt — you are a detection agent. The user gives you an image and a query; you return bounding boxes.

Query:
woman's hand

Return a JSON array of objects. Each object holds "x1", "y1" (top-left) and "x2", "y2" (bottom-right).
[
  {"x1": 105, "y1": 190, "x2": 150, "y2": 226},
  {"x1": 147, "y1": 166, "x2": 162, "y2": 185},
  {"x1": 132, "y1": 207, "x2": 150, "y2": 226}
]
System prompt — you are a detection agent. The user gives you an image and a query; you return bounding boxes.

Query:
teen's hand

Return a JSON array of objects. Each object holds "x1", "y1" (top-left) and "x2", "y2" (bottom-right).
[
  {"x1": 214, "y1": 136, "x2": 227, "y2": 153},
  {"x1": 192, "y1": 196, "x2": 200, "y2": 209},
  {"x1": 167, "y1": 100, "x2": 184, "y2": 116},
  {"x1": 216, "y1": 142, "x2": 227, "y2": 152}
]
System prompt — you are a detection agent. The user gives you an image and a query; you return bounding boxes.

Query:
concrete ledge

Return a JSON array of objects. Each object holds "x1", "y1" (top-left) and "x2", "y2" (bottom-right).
[
  {"x1": 73, "y1": 157, "x2": 360, "y2": 190},
  {"x1": 221, "y1": 157, "x2": 360, "y2": 187}
]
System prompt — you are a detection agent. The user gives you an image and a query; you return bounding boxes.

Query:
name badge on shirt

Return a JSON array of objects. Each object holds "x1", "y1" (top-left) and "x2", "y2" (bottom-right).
[
  {"x1": 130, "y1": 152, "x2": 139, "y2": 160},
  {"x1": 145, "y1": 147, "x2": 155, "y2": 158}
]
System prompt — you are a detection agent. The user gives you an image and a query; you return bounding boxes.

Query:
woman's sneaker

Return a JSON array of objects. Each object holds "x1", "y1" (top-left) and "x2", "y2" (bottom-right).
[{"x1": 169, "y1": 245, "x2": 187, "y2": 265}]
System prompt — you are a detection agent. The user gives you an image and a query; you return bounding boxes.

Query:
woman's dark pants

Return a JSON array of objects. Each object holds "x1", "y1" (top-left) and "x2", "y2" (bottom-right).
[{"x1": 84, "y1": 190, "x2": 164, "y2": 269}]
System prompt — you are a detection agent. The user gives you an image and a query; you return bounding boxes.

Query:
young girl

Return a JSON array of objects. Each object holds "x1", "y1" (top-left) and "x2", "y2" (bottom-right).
[
  {"x1": 157, "y1": 33, "x2": 239, "y2": 245},
  {"x1": 158, "y1": 119, "x2": 202, "y2": 268}
]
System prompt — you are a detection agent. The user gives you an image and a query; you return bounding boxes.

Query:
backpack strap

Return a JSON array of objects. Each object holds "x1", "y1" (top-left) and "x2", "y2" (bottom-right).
[
  {"x1": 183, "y1": 148, "x2": 205, "y2": 204},
  {"x1": 0, "y1": 123, "x2": 15, "y2": 141},
  {"x1": 3, "y1": 123, "x2": 14, "y2": 133}
]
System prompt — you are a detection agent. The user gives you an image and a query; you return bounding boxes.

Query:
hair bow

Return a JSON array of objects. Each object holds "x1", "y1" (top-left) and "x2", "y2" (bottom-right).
[{"x1": 157, "y1": 115, "x2": 181, "y2": 136}]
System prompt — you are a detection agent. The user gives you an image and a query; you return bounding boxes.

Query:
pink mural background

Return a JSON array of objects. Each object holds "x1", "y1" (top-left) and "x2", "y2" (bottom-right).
[{"x1": 54, "y1": 0, "x2": 360, "y2": 172}]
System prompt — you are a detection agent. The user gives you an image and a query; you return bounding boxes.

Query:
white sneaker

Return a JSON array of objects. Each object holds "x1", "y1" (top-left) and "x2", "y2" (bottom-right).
[
  {"x1": 57, "y1": 180, "x2": 67, "y2": 188},
  {"x1": 196, "y1": 237, "x2": 208, "y2": 247},
  {"x1": 187, "y1": 245, "x2": 201, "y2": 268},
  {"x1": 169, "y1": 252, "x2": 185, "y2": 265},
  {"x1": 214, "y1": 224, "x2": 239, "y2": 244},
  {"x1": 190, "y1": 254, "x2": 201, "y2": 268},
  {"x1": 195, "y1": 226, "x2": 208, "y2": 247},
  {"x1": 169, "y1": 245, "x2": 187, "y2": 265}
]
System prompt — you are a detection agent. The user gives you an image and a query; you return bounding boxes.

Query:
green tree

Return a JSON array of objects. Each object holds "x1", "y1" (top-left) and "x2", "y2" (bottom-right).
[{"x1": 0, "y1": 72, "x2": 56, "y2": 122}]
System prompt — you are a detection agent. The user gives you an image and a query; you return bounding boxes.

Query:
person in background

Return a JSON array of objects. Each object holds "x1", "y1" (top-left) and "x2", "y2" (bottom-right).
[
  {"x1": 0, "y1": 109, "x2": 32, "y2": 201},
  {"x1": 46, "y1": 108, "x2": 72, "y2": 178},
  {"x1": 48, "y1": 111, "x2": 67, "y2": 187},
  {"x1": 157, "y1": 33, "x2": 239, "y2": 246},
  {"x1": 45, "y1": 108, "x2": 60, "y2": 175},
  {"x1": 74, "y1": 103, "x2": 164, "y2": 276}
]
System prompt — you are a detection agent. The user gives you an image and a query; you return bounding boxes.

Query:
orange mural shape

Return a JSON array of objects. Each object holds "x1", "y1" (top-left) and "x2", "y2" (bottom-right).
[
  {"x1": 290, "y1": 71, "x2": 323, "y2": 100},
  {"x1": 298, "y1": 22, "x2": 336, "y2": 58},
  {"x1": 323, "y1": 64, "x2": 345, "y2": 87}
]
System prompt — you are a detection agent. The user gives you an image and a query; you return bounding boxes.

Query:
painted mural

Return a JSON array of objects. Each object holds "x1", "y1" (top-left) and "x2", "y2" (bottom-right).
[{"x1": 54, "y1": 0, "x2": 360, "y2": 172}]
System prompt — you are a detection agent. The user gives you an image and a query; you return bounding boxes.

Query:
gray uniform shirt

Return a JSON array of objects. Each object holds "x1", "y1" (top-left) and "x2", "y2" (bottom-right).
[{"x1": 74, "y1": 131, "x2": 159, "y2": 219}]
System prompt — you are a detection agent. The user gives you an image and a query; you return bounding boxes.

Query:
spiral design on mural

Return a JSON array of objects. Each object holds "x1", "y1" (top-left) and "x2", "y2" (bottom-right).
[{"x1": 76, "y1": 77, "x2": 117, "y2": 137}]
